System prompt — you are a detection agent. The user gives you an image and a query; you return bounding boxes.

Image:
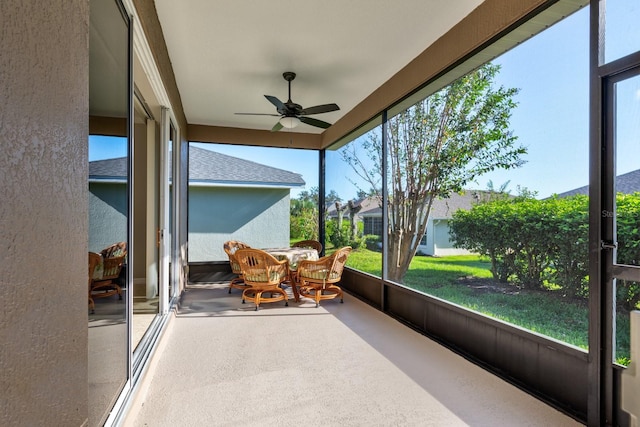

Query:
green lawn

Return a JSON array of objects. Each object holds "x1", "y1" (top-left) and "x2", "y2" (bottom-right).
[{"x1": 345, "y1": 248, "x2": 631, "y2": 364}]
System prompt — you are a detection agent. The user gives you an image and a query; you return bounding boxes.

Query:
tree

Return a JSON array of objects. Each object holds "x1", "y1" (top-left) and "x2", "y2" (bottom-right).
[
  {"x1": 342, "y1": 63, "x2": 526, "y2": 283},
  {"x1": 291, "y1": 187, "x2": 343, "y2": 241},
  {"x1": 328, "y1": 199, "x2": 364, "y2": 249},
  {"x1": 291, "y1": 187, "x2": 321, "y2": 240},
  {"x1": 356, "y1": 189, "x2": 369, "y2": 200},
  {"x1": 325, "y1": 189, "x2": 342, "y2": 206}
]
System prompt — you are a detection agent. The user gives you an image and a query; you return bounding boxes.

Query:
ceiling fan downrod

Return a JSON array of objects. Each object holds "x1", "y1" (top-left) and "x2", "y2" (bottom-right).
[{"x1": 283, "y1": 71, "x2": 296, "y2": 102}]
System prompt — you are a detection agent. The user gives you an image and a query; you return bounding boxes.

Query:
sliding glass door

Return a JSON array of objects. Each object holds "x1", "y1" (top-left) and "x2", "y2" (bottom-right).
[{"x1": 88, "y1": 0, "x2": 131, "y2": 425}]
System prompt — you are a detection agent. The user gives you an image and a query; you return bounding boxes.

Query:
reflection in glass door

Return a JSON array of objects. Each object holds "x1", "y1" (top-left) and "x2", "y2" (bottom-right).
[
  {"x1": 169, "y1": 122, "x2": 177, "y2": 299},
  {"x1": 159, "y1": 109, "x2": 175, "y2": 312},
  {"x1": 610, "y1": 70, "x2": 640, "y2": 366},
  {"x1": 132, "y1": 96, "x2": 160, "y2": 353},
  {"x1": 88, "y1": 0, "x2": 130, "y2": 424}
]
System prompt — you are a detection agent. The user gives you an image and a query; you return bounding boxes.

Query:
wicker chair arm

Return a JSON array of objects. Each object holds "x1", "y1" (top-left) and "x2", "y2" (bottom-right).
[{"x1": 267, "y1": 258, "x2": 289, "y2": 280}]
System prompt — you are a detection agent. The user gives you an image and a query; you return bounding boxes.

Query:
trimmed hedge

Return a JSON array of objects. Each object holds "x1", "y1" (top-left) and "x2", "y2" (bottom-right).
[{"x1": 449, "y1": 193, "x2": 640, "y2": 308}]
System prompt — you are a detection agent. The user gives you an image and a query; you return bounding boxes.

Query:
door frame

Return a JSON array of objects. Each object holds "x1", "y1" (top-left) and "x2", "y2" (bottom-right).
[{"x1": 589, "y1": 25, "x2": 640, "y2": 422}]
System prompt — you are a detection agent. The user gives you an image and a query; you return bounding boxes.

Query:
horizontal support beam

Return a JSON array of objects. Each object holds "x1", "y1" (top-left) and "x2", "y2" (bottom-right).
[{"x1": 187, "y1": 124, "x2": 322, "y2": 150}]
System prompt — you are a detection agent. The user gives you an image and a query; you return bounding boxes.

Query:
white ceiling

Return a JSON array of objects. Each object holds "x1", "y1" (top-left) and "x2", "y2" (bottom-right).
[{"x1": 154, "y1": 0, "x2": 484, "y2": 134}]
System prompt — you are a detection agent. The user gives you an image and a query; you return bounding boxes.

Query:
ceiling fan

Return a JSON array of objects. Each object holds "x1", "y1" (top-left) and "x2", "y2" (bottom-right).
[{"x1": 236, "y1": 72, "x2": 340, "y2": 132}]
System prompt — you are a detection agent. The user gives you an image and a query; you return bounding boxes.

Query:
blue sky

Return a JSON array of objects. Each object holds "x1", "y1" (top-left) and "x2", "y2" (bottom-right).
[
  {"x1": 93, "y1": 4, "x2": 640, "y2": 202},
  {"x1": 89, "y1": 135, "x2": 127, "y2": 160},
  {"x1": 475, "y1": 7, "x2": 591, "y2": 197}
]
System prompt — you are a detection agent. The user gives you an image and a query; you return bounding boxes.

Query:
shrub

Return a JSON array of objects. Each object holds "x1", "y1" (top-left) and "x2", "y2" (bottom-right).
[
  {"x1": 615, "y1": 193, "x2": 640, "y2": 309},
  {"x1": 546, "y1": 195, "x2": 589, "y2": 298},
  {"x1": 327, "y1": 219, "x2": 365, "y2": 249},
  {"x1": 450, "y1": 191, "x2": 640, "y2": 307},
  {"x1": 450, "y1": 194, "x2": 590, "y2": 293},
  {"x1": 364, "y1": 234, "x2": 382, "y2": 251}
]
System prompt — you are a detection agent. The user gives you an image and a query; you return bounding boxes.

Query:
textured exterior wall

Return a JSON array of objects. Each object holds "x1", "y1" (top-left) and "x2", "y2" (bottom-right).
[
  {"x1": 0, "y1": 1, "x2": 89, "y2": 425},
  {"x1": 188, "y1": 187, "x2": 292, "y2": 262},
  {"x1": 89, "y1": 183, "x2": 128, "y2": 253}
]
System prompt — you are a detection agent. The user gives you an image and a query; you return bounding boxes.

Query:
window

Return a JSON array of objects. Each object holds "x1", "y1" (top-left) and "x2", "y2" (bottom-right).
[{"x1": 363, "y1": 217, "x2": 383, "y2": 236}]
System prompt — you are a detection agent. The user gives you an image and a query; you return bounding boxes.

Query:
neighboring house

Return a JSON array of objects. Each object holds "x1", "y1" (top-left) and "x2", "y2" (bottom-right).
[
  {"x1": 90, "y1": 146, "x2": 305, "y2": 263},
  {"x1": 88, "y1": 157, "x2": 129, "y2": 254},
  {"x1": 327, "y1": 192, "x2": 483, "y2": 256},
  {"x1": 554, "y1": 168, "x2": 640, "y2": 197}
]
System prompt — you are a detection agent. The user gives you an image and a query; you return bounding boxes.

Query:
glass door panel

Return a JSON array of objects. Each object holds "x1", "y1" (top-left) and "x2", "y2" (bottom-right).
[
  {"x1": 88, "y1": 0, "x2": 130, "y2": 423},
  {"x1": 612, "y1": 70, "x2": 640, "y2": 365},
  {"x1": 169, "y1": 123, "x2": 177, "y2": 299},
  {"x1": 159, "y1": 110, "x2": 175, "y2": 311},
  {"x1": 132, "y1": 97, "x2": 160, "y2": 353}
]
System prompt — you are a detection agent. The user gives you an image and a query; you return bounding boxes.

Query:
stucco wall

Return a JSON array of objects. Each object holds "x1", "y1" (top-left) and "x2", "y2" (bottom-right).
[
  {"x1": 417, "y1": 219, "x2": 473, "y2": 257},
  {"x1": 189, "y1": 187, "x2": 292, "y2": 262},
  {"x1": 432, "y1": 220, "x2": 473, "y2": 257},
  {"x1": 0, "y1": 1, "x2": 89, "y2": 425}
]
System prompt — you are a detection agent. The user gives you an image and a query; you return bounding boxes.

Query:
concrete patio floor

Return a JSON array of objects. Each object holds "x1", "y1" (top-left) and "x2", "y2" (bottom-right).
[{"x1": 125, "y1": 281, "x2": 583, "y2": 426}]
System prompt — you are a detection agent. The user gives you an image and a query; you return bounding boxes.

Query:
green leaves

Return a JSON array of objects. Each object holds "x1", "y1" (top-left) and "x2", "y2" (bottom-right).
[
  {"x1": 449, "y1": 193, "x2": 640, "y2": 309},
  {"x1": 450, "y1": 194, "x2": 590, "y2": 293}
]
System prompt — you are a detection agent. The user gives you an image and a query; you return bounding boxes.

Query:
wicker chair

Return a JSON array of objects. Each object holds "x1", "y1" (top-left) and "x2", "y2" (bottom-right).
[
  {"x1": 234, "y1": 248, "x2": 289, "y2": 310},
  {"x1": 88, "y1": 252, "x2": 101, "y2": 313},
  {"x1": 223, "y1": 240, "x2": 251, "y2": 293},
  {"x1": 90, "y1": 242, "x2": 127, "y2": 302},
  {"x1": 100, "y1": 241, "x2": 127, "y2": 259},
  {"x1": 296, "y1": 246, "x2": 352, "y2": 307},
  {"x1": 292, "y1": 239, "x2": 323, "y2": 254}
]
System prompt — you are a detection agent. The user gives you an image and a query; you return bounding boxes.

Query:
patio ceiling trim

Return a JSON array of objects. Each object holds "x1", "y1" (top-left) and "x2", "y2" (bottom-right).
[
  {"x1": 187, "y1": 124, "x2": 322, "y2": 150},
  {"x1": 131, "y1": 0, "x2": 188, "y2": 131},
  {"x1": 89, "y1": 115, "x2": 128, "y2": 137}
]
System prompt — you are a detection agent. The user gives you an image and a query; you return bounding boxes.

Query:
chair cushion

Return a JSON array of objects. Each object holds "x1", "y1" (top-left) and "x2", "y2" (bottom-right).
[
  {"x1": 300, "y1": 269, "x2": 341, "y2": 280},
  {"x1": 230, "y1": 260, "x2": 242, "y2": 273},
  {"x1": 245, "y1": 270, "x2": 285, "y2": 283},
  {"x1": 93, "y1": 263, "x2": 104, "y2": 280},
  {"x1": 103, "y1": 264, "x2": 120, "y2": 277}
]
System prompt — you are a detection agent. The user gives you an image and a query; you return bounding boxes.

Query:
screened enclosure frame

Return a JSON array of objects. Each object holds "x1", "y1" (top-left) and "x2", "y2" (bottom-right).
[{"x1": 317, "y1": 1, "x2": 638, "y2": 425}]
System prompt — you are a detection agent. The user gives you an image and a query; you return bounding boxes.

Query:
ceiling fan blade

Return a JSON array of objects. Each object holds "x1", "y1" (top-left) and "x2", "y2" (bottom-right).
[
  {"x1": 271, "y1": 121, "x2": 284, "y2": 132},
  {"x1": 299, "y1": 116, "x2": 332, "y2": 129},
  {"x1": 300, "y1": 103, "x2": 340, "y2": 115},
  {"x1": 234, "y1": 112, "x2": 281, "y2": 116},
  {"x1": 265, "y1": 95, "x2": 285, "y2": 113}
]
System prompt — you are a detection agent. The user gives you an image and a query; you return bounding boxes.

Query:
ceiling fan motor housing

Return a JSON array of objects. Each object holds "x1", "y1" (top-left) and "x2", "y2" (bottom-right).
[{"x1": 236, "y1": 71, "x2": 339, "y2": 131}]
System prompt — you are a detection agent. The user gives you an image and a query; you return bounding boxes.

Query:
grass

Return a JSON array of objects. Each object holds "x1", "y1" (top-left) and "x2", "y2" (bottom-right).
[{"x1": 345, "y1": 248, "x2": 631, "y2": 363}]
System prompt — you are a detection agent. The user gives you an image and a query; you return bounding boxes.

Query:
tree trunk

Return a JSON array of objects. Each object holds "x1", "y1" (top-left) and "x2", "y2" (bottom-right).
[
  {"x1": 348, "y1": 200, "x2": 362, "y2": 238},
  {"x1": 386, "y1": 229, "x2": 419, "y2": 283}
]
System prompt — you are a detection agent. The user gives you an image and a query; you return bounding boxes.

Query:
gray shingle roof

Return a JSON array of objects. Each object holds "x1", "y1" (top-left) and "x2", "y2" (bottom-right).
[
  {"x1": 188, "y1": 146, "x2": 304, "y2": 186},
  {"x1": 327, "y1": 191, "x2": 486, "y2": 220},
  {"x1": 554, "y1": 169, "x2": 640, "y2": 197},
  {"x1": 89, "y1": 156, "x2": 128, "y2": 179},
  {"x1": 90, "y1": 146, "x2": 305, "y2": 187},
  {"x1": 429, "y1": 192, "x2": 484, "y2": 218}
]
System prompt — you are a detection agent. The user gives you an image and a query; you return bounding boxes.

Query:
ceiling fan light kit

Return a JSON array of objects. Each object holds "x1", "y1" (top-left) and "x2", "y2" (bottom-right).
[
  {"x1": 279, "y1": 116, "x2": 301, "y2": 129},
  {"x1": 236, "y1": 71, "x2": 340, "y2": 132}
]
